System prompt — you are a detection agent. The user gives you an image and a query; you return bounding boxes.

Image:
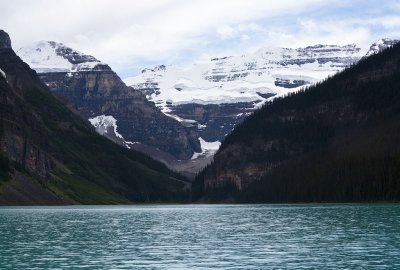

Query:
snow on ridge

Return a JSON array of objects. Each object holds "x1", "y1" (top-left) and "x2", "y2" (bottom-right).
[
  {"x1": 191, "y1": 137, "x2": 221, "y2": 160},
  {"x1": 17, "y1": 41, "x2": 105, "y2": 74},
  {"x1": 89, "y1": 115, "x2": 138, "y2": 149},
  {"x1": 365, "y1": 38, "x2": 399, "y2": 57},
  {"x1": 0, "y1": 68, "x2": 5, "y2": 79},
  {"x1": 163, "y1": 112, "x2": 197, "y2": 126},
  {"x1": 124, "y1": 42, "x2": 367, "y2": 114}
]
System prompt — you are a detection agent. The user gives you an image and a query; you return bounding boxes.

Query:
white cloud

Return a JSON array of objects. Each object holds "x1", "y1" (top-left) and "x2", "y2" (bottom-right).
[
  {"x1": 295, "y1": 18, "x2": 372, "y2": 48},
  {"x1": 217, "y1": 25, "x2": 237, "y2": 40},
  {"x1": 362, "y1": 16, "x2": 400, "y2": 28},
  {"x1": 238, "y1": 23, "x2": 261, "y2": 32},
  {"x1": 0, "y1": 0, "x2": 399, "y2": 77},
  {"x1": 241, "y1": 35, "x2": 250, "y2": 41},
  {"x1": 0, "y1": 0, "x2": 333, "y2": 75},
  {"x1": 299, "y1": 19, "x2": 318, "y2": 33},
  {"x1": 217, "y1": 23, "x2": 262, "y2": 40},
  {"x1": 217, "y1": 22, "x2": 264, "y2": 41}
]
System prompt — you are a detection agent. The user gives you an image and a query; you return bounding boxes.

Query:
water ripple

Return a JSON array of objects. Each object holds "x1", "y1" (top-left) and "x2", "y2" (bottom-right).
[{"x1": 0, "y1": 204, "x2": 399, "y2": 269}]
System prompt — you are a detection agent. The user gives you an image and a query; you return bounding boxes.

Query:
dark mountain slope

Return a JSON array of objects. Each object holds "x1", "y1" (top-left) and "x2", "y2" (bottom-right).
[
  {"x1": 0, "y1": 30, "x2": 188, "y2": 205},
  {"x1": 17, "y1": 41, "x2": 200, "y2": 161},
  {"x1": 193, "y1": 42, "x2": 400, "y2": 202}
]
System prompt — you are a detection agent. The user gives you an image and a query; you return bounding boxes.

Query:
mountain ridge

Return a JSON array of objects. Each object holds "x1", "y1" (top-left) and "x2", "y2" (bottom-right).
[{"x1": 17, "y1": 41, "x2": 201, "y2": 162}]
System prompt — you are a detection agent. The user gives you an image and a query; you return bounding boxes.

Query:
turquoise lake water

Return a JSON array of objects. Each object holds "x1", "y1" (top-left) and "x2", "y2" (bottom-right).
[{"x1": 0, "y1": 204, "x2": 399, "y2": 269}]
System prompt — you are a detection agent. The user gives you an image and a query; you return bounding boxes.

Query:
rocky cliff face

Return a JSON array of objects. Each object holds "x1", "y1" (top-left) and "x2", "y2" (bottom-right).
[
  {"x1": 0, "y1": 34, "x2": 52, "y2": 181},
  {"x1": 17, "y1": 42, "x2": 200, "y2": 160}
]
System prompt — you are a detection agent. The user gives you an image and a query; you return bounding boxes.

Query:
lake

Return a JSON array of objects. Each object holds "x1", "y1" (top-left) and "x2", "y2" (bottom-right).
[{"x1": 0, "y1": 204, "x2": 399, "y2": 269}]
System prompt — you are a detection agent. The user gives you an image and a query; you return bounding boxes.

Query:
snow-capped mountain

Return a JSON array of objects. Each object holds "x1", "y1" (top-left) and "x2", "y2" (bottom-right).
[
  {"x1": 124, "y1": 39, "x2": 398, "y2": 148},
  {"x1": 125, "y1": 44, "x2": 363, "y2": 110},
  {"x1": 17, "y1": 41, "x2": 107, "y2": 73},
  {"x1": 17, "y1": 41, "x2": 201, "y2": 162},
  {"x1": 15, "y1": 38, "x2": 399, "y2": 175}
]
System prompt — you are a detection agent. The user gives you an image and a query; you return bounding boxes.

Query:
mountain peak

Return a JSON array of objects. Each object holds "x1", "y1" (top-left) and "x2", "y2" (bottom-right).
[
  {"x1": 141, "y1": 64, "x2": 167, "y2": 74},
  {"x1": 365, "y1": 38, "x2": 399, "y2": 57},
  {"x1": 17, "y1": 41, "x2": 107, "y2": 73},
  {"x1": 0, "y1": 30, "x2": 11, "y2": 49}
]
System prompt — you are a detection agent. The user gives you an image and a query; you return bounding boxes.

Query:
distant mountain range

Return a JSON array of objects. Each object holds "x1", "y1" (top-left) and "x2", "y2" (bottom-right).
[
  {"x1": 17, "y1": 38, "x2": 399, "y2": 176},
  {"x1": 124, "y1": 39, "x2": 398, "y2": 159}
]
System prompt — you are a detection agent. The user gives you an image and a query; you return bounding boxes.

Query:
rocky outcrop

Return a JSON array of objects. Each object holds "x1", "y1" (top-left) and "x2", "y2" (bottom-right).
[
  {"x1": 169, "y1": 103, "x2": 253, "y2": 141},
  {"x1": 0, "y1": 30, "x2": 11, "y2": 49},
  {"x1": 1, "y1": 130, "x2": 52, "y2": 180},
  {"x1": 39, "y1": 68, "x2": 200, "y2": 159}
]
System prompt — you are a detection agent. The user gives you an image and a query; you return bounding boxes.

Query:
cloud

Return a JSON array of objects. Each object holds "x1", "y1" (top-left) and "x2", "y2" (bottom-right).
[
  {"x1": 299, "y1": 19, "x2": 318, "y2": 33},
  {"x1": 0, "y1": 0, "x2": 399, "y2": 77},
  {"x1": 216, "y1": 23, "x2": 262, "y2": 40},
  {"x1": 241, "y1": 35, "x2": 250, "y2": 42},
  {"x1": 217, "y1": 25, "x2": 237, "y2": 40}
]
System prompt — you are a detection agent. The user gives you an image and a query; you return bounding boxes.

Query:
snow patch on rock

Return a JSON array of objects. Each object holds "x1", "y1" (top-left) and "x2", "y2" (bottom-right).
[
  {"x1": 89, "y1": 115, "x2": 123, "y2": 138},
  {"x1": 191, "y1": 137, "x2": 221, "y2": 160},
  {"x1": 0, "y1": 68, "x2": 5, "y2": 79},
  {"x1": 89, "y1": 115, "x2": 139, "y2": 149}
]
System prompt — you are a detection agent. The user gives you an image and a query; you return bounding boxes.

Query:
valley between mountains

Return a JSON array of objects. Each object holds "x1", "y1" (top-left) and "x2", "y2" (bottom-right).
[
  {"x1": 1, "y1": 28, "x2": 400, "y2": 204},
  {"x1": 16, "y1": 37, "x2": 398, "y2": 177}
]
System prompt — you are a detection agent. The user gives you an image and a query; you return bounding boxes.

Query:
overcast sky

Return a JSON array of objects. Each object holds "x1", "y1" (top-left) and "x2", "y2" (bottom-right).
[{"x1": 1, "y1": 0, "x2": 400, "y2": 78}]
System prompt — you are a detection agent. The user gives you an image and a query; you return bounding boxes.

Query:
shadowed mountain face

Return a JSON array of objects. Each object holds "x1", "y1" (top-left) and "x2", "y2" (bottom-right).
[
  {"x1": 193, "y1": 42, "x2": 400, "y2": 203},
  {"x1": 0, "y1": 30, "x2": 189, "y2": 205},
  {"x1": 17, "y1": 41, "x2": 201, "y2": 161}
]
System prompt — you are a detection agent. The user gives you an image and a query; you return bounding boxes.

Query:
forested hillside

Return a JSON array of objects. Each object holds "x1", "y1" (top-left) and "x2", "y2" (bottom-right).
[{"x1": 193, "y1": 42, "x2": 400, "y2": 202}]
